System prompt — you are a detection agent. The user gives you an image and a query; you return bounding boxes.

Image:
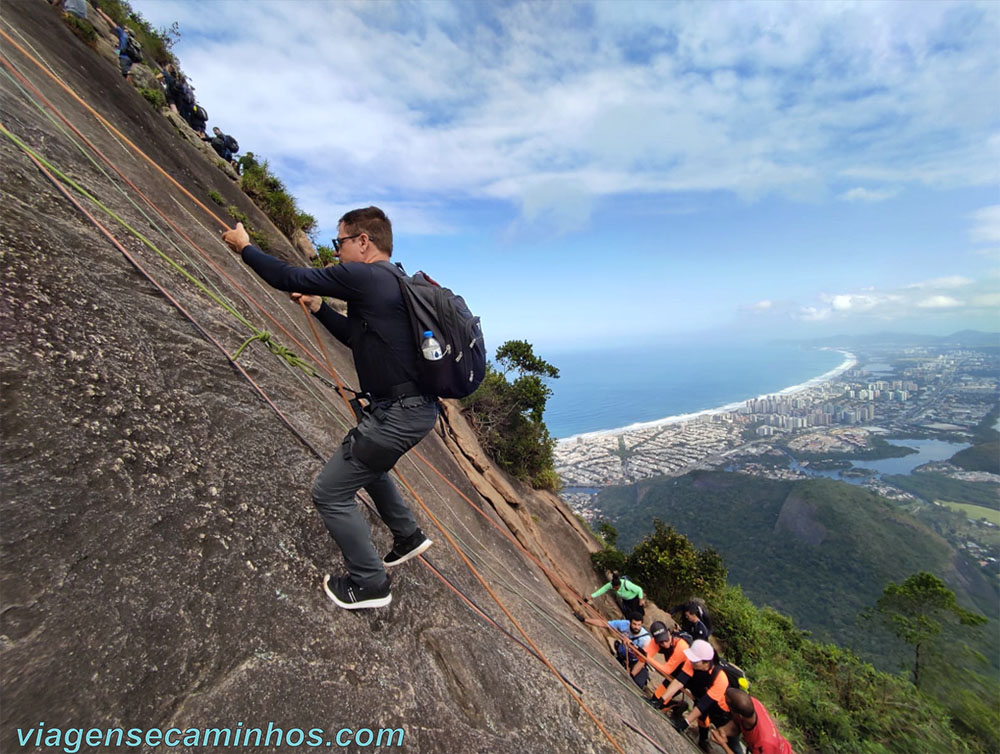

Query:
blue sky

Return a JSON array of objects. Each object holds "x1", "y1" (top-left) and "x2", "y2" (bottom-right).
[{"x1": 134, "y1": 0, "x2": 999, "y2": 351}]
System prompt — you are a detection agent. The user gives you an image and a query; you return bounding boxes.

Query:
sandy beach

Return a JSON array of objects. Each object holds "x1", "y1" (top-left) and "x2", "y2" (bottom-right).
[{"x1": 558, "y1": 349, "x2": 857, "y2": 444}]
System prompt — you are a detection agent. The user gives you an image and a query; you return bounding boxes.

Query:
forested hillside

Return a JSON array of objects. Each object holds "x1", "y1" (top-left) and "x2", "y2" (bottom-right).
[{"x1": 598, "y1": 473, "x2": 996, "y2": 662}]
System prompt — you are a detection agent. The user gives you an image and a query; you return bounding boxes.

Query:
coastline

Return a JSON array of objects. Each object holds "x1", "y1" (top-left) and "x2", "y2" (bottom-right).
[{"x1": 557, "y1": 348, "x2": 857, "y2": 443}]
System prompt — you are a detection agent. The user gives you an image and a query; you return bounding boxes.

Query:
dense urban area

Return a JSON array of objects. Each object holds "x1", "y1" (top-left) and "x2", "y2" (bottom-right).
[{"x1": 556, "y1": 342, "x2": 1000, "y2": 569}]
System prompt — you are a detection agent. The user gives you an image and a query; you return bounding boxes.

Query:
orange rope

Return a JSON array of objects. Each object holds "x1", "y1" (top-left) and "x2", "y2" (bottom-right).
[
  {"x1": 0, "y1": 26, "x2": 231, "y2": 231},
  {"x1": 3, "y1": 29, "x2": 633, "y2": 752}
]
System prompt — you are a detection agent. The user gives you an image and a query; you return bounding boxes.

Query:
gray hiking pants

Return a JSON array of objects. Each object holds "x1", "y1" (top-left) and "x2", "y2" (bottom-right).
[{"x1": 311, "y1": 396, "x2": 439, "y2": 588}]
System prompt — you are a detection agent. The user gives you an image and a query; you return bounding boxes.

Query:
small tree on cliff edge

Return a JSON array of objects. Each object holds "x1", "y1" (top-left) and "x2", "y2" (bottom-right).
[
  {"x1": 591, "y1": 520, "x2": 727, "y2": 609},
  {"x1": 870, "y1": 571, "x2": 986, "y2": 688},
  {"x1": 462, "y1": 340, "x2": 560, "y2": 489}
]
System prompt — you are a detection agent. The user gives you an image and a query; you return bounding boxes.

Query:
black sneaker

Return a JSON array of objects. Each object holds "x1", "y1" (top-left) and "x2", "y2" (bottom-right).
[
  {"x1": 322, "y1": 574, "x2": 392, "y2": 610},
  {"x1": 698, "y1": 729, "x2": 711, "y2": 752},
  {"x1": 382, "y1": 529, "x2": 432, "y2": 567}
]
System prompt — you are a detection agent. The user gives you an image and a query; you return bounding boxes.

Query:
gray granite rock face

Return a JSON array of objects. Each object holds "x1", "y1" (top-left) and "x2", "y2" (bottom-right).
[{"x1": 0, "y1": 4, "x2": 688, "y2": 753}]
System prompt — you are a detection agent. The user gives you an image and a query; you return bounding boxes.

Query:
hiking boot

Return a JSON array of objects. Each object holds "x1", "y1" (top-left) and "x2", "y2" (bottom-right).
[
  {"x1": 698, "y1": 728, "x2": 711, "y2": 752},
  {"x1": 382, "y1": 528, "x2": 432, "y2": 567},
  {"x1": 322, "y1": 574, "x2": 392, "y2": 610},
  {"x1": 645, "y1": 696, "x2": 667, "y2": 710}
]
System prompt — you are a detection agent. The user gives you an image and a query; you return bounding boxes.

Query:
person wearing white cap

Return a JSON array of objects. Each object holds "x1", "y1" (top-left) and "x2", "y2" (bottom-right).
[{"x1": 656, "y1": 639, "x2": 744, "y2": 753}]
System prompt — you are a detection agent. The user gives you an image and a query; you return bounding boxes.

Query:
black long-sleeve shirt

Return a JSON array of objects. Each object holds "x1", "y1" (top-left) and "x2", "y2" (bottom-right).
[{"x1": 240, "y1": 245, "x2": 420, "y2": 397}]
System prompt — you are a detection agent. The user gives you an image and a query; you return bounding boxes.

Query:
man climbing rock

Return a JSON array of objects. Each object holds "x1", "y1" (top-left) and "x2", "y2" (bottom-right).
[
  {"x1": 585, "y1": 573, "x2": 644, "y2": 617},
  {"x1": 583, "y1": 611, "x2": 652, "y2": 689},
  {"x1": 712, "y1": 689, "x2": 794, "y2": 754},
  {"x1": 658, "y1": 639, "x2": 743, "y2": 752},
  {"x1": 205, "y1": 126, "x2": 239, "y2": 162},
  {"x1": 643, "y1": 623, "x2": 693, "y2": 712},
  {"x1": 222, "y1": 206, "x2": 436, "y2": 609}
]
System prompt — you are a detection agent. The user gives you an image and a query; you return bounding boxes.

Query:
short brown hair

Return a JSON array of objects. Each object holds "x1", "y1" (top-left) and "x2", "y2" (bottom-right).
[{"x1": 339, "y1": 206, "x2": 392, "y2": 256}]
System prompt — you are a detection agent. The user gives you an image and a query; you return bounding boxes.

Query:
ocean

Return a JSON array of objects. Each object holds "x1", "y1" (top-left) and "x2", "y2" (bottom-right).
[{"x1": 542, "y1": 342, "x2": 850, "y2": 439}]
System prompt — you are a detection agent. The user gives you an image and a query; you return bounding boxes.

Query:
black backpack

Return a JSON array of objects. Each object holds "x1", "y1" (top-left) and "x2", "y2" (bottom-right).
[
  {"x1": 124, "y1": 31, "x2": 143, "y2": 63},
  {"x1": 386, "y1": 263, "x2": 486, "y2": 399},
  {"x1": 717, "y1": 660, "x2": 749, "y2": 691},
  {"x1": 224, "y1": 135, "x2": 239, "y2": 154}
]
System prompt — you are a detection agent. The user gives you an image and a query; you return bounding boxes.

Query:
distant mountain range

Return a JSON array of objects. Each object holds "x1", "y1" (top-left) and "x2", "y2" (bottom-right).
[{"x1": 779, "y1": 330, "x2": 1000, "y2": 348}]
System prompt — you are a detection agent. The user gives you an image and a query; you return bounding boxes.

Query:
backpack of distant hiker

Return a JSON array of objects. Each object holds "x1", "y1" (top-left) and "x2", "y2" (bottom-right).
[
  {"x1": 385, "y1": 263, "x2": 486, "y2": 399},
  {"x1": 124, "y1": 30, "x2": 143, "y2": 63},
  {"x1": 224, "y1": 135, "x2": 239, "y2": 154},
  {"x1": 717, "y1": 659, "x2": 749, "y2": 691}
]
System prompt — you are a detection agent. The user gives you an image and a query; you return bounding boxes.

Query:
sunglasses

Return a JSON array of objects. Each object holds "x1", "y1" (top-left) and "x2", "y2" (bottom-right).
[{"x1": 331, "y1": 233, "x2": 362, "y2": 252}]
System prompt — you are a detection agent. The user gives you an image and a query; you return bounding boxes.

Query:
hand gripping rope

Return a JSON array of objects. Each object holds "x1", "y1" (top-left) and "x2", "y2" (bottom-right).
[{"x1": 0, "y1": 22, "x2": 689, "y2": 752}]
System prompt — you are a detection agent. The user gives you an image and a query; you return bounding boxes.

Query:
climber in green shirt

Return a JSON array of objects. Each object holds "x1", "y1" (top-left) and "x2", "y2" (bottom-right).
[{"x1": 586, "y1": 573, "x2": 645, "y2": 617}]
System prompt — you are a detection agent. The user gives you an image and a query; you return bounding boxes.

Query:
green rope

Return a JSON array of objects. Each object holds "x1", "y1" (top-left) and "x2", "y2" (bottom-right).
[
  {"x1": 0, "y1": 63, "x2": 238, "y2": 314},
  {"x1": 1, "y1": 123, "x2": 317, "y2": 378},
  {"x1": 232, "y1": 331, "x2": 315, "y2": 375}
]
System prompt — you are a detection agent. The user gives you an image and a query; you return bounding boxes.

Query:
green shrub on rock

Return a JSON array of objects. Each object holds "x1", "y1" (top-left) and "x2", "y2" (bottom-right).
[
  {"x1": 139, "y1": 86, "x2": 165, "y2": 110},
  {"x1": 463, "y1": 341, "x2": 560, "y2": 490},
  {"x1": 62, "y1": 14, "x2": 98, "y2": 48}
]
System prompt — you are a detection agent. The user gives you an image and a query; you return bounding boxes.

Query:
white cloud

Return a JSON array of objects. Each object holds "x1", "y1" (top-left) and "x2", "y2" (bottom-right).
[
  {"x1": 750, "y1": 300, "x2": 773, "y2": 311},
  {"x1": 784, "y1": 272, "x2": 998, "y2": 324},
  {"x1": 133, "y1": 0, "x2": 1000, "y2": 232},
  {"x1": 971, "y1": 292, "x2": 1000, "y2": 307},
  {"x1": 826, "y1": 293, "x2": 890, "y2": 312},
  {"x1": 905, "y1": 276, "x2": 973, "y2": 289},
  {"x1": 970, "y1": 205, "x2": 1000, "y2": 243},
  {"x1": 917, "y1": 295, "x2": 963, "y2": 308},
  {"x1": 798, "y1": 306, "x2": 831, "y2": 322},
  {"x1": 839, "y1": 187, "x2": 899, "y2": 203}
]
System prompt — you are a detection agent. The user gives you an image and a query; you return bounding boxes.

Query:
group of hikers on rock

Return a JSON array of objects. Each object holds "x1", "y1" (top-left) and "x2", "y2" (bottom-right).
[
  {"x1": 53, "y1": 2, "x2": 793, "y2": 748},
  {"x1": 580, "y1": 575, "x2": 794, "y2": 754},
  {"x1": 57, "y1": 0, "x2": 244, "y2": 173}
]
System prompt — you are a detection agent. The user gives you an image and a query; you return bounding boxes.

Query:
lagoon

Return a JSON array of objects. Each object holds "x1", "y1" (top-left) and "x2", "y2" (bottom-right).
[{"x1": 793, "y1": 438, "x2": 971, "y2": 483}]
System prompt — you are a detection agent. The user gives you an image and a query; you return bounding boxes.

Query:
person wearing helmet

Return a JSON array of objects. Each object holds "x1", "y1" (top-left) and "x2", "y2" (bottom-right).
[
  {"x1": 643, "y1": 625, "x2": 693, "y2": 712},
  {"x1": 657, "y1": 639, "x2": 743, "y2": 753}
]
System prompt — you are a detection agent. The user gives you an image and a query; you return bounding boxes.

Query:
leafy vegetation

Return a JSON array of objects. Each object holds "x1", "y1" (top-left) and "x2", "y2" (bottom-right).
[
  {"x1": 62, "y1": 14, "x2": 98, "y2": 48},
  {"x1": 864, "y1": 573, "x2": 996, "y2": 750},
  {"x1": 950, "y1": 442, "x2": 1000, "y2": 474},
  {"x1": 883, "y1": 472, "x2": 999, "y2": 510},
  {"x1": 593, "y1": 470, "x2": 999, "y2": 751},
  {"x1": 592, "y1": 523, "x2": 991, "y2": 752},
  {"x1": 138, "y1": 86, "x2": 165, "y2": 110},
  {"x1": 592, "y1": 520, "x2": 726, "y2": 609},
  {"x1": 92, "y1": 0, "x2": 179, "y2": 67},
  {"x1": 938, "y1": 501, "x2": 1000, "y2": 525},
  {"x1": 712, "y1": 586, "x2": 976, "y2": 753},
  {"x1": 311, "y1": 244, "x2": 337, "y2": 267},
  {"x1": 868, "y1": 572, "x2": 987, "y2": 687},
  {"x1": 207, "y1": 189, "x2": 225, "y2": 206},
  {"x1": 239, "y1": 160, "x2": 316, "y2": 242},
  {"x1": 224, "y1": 205, "x2": 269, "y2": 250},
  {"x1": 462, "y1": 341, "x2": 560, "y2": 489},
  {"x1": 950, "y1": 405, "x2": 1000, "y2": 473},
  {"x1": 595, "y1": 473, "x2": 997, "y2": 667}
]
